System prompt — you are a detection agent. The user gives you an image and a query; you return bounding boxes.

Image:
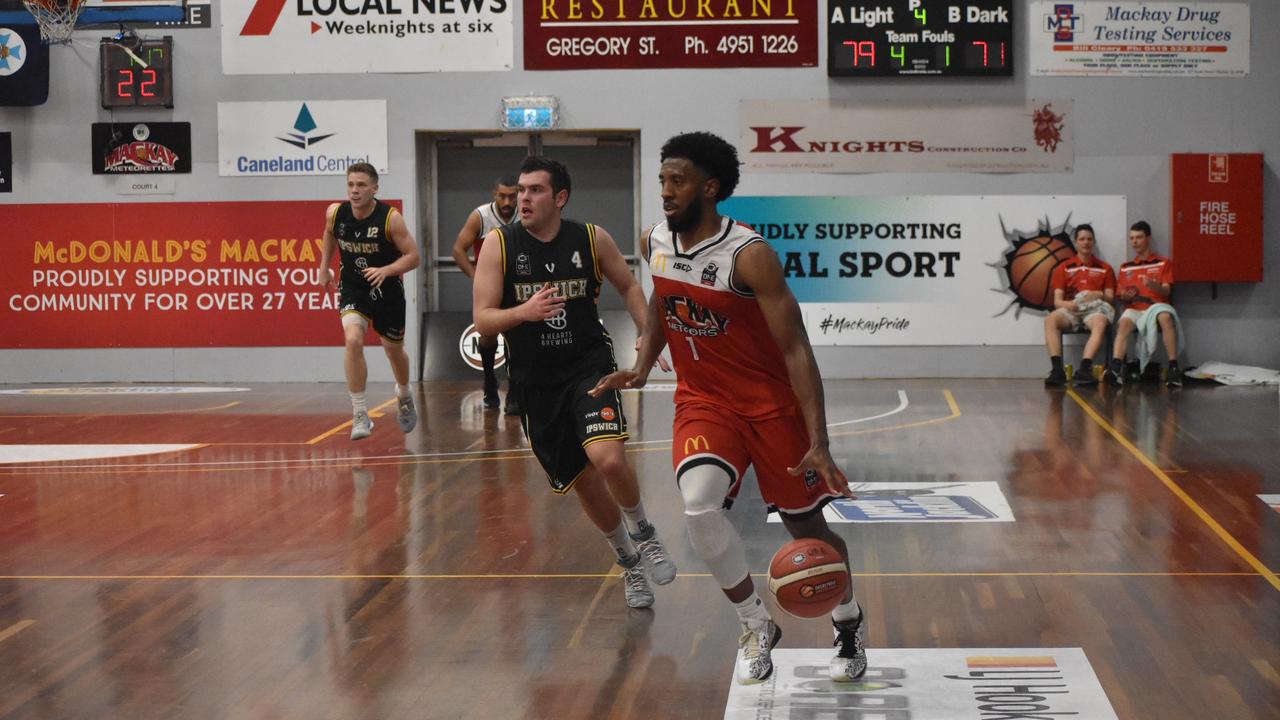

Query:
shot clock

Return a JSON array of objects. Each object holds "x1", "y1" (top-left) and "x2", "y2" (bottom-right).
[
  {"x1": 828, "y1": 1, "x2": 1013, "y2": 77},
  {"x1": 100, "y1": 36, "x2": 174, "y2": 108}
]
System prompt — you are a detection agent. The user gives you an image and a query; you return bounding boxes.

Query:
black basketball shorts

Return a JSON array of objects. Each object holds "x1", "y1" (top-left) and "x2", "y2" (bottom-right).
[
  {"x1": 339, "y1": 281, "x2": 405, "y2": 343},
  {"x1": 518, "y1": 366, "x2": 629, "y2": 494}
]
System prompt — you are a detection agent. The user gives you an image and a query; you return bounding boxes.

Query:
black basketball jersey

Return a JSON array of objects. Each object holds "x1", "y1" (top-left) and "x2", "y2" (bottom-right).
[
  {"x1": 330, "y1": 200, "x2": 402, "y2": 294},
  {"x1": 496, "y1": 219, "x2": 615, "y2": 386}
]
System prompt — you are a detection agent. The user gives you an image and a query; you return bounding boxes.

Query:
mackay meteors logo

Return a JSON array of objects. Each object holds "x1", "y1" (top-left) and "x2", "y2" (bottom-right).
[{"x1": 663, "y1": 295, "x2": 729, "y2": 337}]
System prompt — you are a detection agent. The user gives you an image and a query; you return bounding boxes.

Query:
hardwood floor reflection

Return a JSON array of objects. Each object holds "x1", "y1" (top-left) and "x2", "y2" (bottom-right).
[{"x1": 0, "y1": 380, "x2": 1276, "y2": 719}]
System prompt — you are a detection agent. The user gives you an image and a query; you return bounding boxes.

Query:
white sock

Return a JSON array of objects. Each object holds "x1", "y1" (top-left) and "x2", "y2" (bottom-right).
[
  {"x1": 621, "y1": 501, "x2": 650, "y2": 536},
  {"x1": 832, "y1": 594, "x2": 862, "y2": 623},
  {"x1": 733, "y1": 591, "x2": 771, "y2": 630},
  {"x1": 603, "y1": 522, "x2": 637, "y2": 564},
  {"x1": 350, "y1": 393, "x2": 367, "y2": 415},
  {"x1": 395, "y1": 383, "x2": 411, "y2": 399}
]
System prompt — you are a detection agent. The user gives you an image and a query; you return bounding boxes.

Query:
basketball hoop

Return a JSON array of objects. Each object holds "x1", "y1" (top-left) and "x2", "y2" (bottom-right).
[{"x1": 22, "y1": 0, "x2": 86, "y2": 45}]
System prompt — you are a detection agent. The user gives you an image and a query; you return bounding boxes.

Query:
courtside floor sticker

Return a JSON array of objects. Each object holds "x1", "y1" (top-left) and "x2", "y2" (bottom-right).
[
  {"x1": 725, "y1": 648, "x2": 1117, "y2": 720},
  {"x1": 767, "y1": 482, "x2": 1015, "y2": 523}
]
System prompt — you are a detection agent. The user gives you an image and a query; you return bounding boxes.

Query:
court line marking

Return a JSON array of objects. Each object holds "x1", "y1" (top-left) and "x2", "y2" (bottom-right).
[
  {"x1": 1068, "y1": 389, "x2": 1280, "y2": 593},
  {"x1": 0, "y1": 401, "x2": 241, "y2": 418},
  {"x1": 567, "y1": 569, "x2": 621, "y2": 649},
  {"x1": 305, "y1": 398, "x2": 398, "y2": 445},
  {"x1": 0, "y1": 571, "x2": 1259, "y2": 581},
  {"x1": 0, "y1": 620, "x2": 35, "y2": 643},
  {"x1": 1, "y1": 389, "x2": 936, "y2": 473}
]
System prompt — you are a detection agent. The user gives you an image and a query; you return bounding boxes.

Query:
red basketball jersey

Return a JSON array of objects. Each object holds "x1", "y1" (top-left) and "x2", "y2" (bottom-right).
[
  {"x1": 648, "y1": 218, "x2": 799, "y2": 420},
  {"x1": 1117, "y1": 254, "x2": 1174, "y2": 310},
  {"x1": 1051, "y1": 255, "x2": 1116, "y2": 300}
]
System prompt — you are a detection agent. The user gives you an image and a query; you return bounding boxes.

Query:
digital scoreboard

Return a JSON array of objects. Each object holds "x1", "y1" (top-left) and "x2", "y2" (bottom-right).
[
  {"x1": 100, "y1": 36, "x2": 174, "y2": 108},
  {"x1": 828, "y1": 1, "x2": 1013, "y2": 77}
]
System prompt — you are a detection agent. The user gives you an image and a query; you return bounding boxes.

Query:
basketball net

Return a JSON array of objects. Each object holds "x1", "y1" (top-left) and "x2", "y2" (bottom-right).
[{"x1": 22, "y1": 0, "x2": 87, "y2": 45}]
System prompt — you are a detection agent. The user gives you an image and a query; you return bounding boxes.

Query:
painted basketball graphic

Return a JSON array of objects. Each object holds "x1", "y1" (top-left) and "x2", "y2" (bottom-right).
[
  {"x1": 993, "y1": 217, "x2": 1084, "y2": 316},
  {"x1": 1004, "y1": 232, "x2": 1076, "y2": 311}
]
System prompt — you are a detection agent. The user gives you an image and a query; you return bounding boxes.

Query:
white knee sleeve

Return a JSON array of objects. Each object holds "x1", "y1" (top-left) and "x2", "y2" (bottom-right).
[{"x1": 680, "y1": 463, "x2": 749, "y2": 589}]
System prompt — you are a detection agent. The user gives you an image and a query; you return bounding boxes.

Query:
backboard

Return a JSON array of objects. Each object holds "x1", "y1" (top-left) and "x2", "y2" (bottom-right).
[{"x1": 0, "y1": 1, "x2": 185, "y2": 29}]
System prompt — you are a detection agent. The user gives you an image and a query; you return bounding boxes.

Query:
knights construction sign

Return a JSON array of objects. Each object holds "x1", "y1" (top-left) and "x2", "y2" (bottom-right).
[
  {"x1": 220, "y1": 0, "x2": 512, "y2": 73},
  {"x1": 92, "y1": 122, "x2": 191, "y2": 174},
  {"x1": 725, "y1": 648, "x2": 1119, "y2": 720}
]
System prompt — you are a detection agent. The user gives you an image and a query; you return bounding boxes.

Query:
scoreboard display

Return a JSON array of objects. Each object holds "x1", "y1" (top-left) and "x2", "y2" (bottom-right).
[
  {"x1": 100, "y1": 36, "x2": 174, "y2": 108},
  {"x1": 828, "y1": 1, "x2": 1014, "y2": 77}
]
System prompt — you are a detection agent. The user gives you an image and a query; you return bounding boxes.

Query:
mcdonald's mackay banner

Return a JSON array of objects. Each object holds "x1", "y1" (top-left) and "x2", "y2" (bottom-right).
[
  {"x1": 715, "y1": 195, "x2": 1126, "y2": 346},
  {"x1": 1, "y1": 200, "x2": 400, "y2": 349},
  {"x1": 221, "y1": 0, "x2": 512, "y2": 74}
]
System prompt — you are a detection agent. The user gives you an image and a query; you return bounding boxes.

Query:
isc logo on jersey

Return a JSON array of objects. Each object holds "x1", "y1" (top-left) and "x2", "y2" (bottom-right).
[{"x1": 663, "y1": 295, "x2": 730, "y2": 337}]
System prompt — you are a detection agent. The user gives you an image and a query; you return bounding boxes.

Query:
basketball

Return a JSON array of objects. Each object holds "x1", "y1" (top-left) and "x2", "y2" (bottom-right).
[
  {"x1": 1005, "y1": 233, "x2": 1075, "y2": 311},
  {"x1": 767, "y1": 538, "x2": 849, "y2": 619}
]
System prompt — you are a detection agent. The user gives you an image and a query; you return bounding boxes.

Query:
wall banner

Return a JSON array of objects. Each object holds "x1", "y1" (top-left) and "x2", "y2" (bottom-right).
[
  {"x1": 1030, "y1": 1, "x2": 1249, "y2": 76},
  {"x1": 0, "y1": 132, "x2": 11, "y2": 193},
  {"x1": 741, "y1": 99, "x2": 1073, "y2": 173},
  {"x1": 220, "y1": 0, "x2": 512, "y2": 74},
  {"x1": 524, "y1": 1, "x2": 817, "y2": 70},
  {"x1": 92, "y1": 122, "x2": 192, "y2": 174},
  {"x1": 218, "y1": 100, "x2": 387, "y2": 177},
  {"x1": 717, "y1": 195, "x2": 1127, "y2": 346},
  {"x1": 1, "y1": 200, "x2": 400, "y2": 349}
]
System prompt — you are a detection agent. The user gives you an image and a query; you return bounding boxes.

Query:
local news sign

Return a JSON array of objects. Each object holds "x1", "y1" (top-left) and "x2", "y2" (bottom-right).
[{"x1": 221, "y1": 0, "x2": 512, "y2": 74}]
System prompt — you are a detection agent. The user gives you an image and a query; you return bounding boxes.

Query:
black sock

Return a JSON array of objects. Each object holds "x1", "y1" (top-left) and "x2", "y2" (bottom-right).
[
  {"x1": 1110, "y1": 358, "x2": 1123, "y2": 372},
  {"x1": 1080, "y1": 358, "x2": 1094, "y2": 372},
  {"x1": 479, "y1": 343, "x2": 497, "y2": 380},
  {"x1": 1051, "y1": 356, "x2": 1064, "y2": 372}
]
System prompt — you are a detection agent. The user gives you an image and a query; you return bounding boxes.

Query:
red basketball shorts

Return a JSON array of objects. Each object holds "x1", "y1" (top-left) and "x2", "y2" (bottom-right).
[{"x1": 672, "y1": 402, "x2": 839, "y2": 516}]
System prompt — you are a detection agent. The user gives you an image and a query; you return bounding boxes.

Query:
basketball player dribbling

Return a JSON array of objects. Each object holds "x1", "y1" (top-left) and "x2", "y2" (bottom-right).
[
  {"x1": 472, "y1": 156, "x2": 676, "y2": 609},
  {"x1": 452, "y1": 175, "x2": 522, "y2": 414},
  {"x1": 591, "y1": 132, "x2": 868, "y2": 685},
  {"x1": 317, "y1": 163, "x2": 420, "y2": 440}
]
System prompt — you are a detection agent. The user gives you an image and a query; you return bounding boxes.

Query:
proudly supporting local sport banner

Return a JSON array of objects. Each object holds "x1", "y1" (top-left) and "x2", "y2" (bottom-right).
[
  {"x1": 218, "y1": 100, "x2": 387, "y2": 177},
  {"x1": 1, "y1": 200, "x2": 399, "y2": 349},
  {"x1": 220, "y1": 0, "x2": 512, "y2": 74},
  {"x1": 524, "y1": 1, "x2": 817, "y2": 70},
  {"x1": 741, "y1": 99, "x2": 1073, "y2": 173},
  {"x1": 1030, "y1": 1, "x2": 1249, "y2": 76},
  {"x1": 717, "y1": 195, "x2": 1126, "y2": 345}
]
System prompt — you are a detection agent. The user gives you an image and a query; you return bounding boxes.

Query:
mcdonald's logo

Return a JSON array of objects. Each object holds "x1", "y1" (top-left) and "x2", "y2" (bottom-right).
[
  {"x1": 683, "y1": 435, "x2": 710, "y2": 454},
  {"x1": 651, "y1": 252, "x2": 668, "y2": 272}
]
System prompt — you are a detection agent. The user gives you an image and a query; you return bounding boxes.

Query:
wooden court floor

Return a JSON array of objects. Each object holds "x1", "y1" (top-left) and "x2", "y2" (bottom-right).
[{"x1": 0, "y1": 379, "x2": 1277, "y2": 719}]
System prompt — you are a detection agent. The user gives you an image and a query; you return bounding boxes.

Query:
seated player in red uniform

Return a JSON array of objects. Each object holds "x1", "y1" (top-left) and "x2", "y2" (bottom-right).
[
  {"x1": 1107, "y1": 221, "x2": 1184, "y2": 387},
  {"x1": 591, "y1": 132, "x2": 867, "y2": 686},
  {"x1": 1043, "y1": 224, "x2": 1117, "y2": 387}
]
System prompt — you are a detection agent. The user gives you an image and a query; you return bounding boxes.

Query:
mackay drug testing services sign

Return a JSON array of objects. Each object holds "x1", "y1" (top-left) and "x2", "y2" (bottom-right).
[{"x1": 1031, "y1": 1, "x2": 1249, "y2": 76}]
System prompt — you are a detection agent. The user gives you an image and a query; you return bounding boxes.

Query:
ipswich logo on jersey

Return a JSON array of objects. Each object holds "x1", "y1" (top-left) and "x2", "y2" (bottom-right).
[{"x1": 663, "y1": 295, "x2": 730, "y2": 337}]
